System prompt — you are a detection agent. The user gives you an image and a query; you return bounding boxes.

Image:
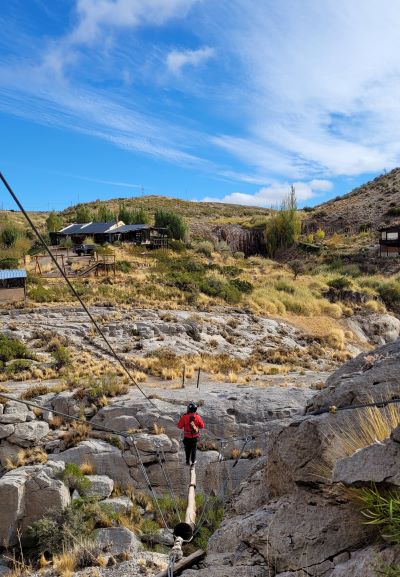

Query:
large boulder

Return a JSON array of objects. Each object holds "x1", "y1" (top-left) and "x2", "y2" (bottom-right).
[
  {"x1": 50, "y1": 440, "x2": 132, "y2": 486},
  {"x1": 0, "y1": 462, "x2": 69, "y2": 546},
  {"x1": 94, "y1": 527, "x2": 141, "y2": 555},
  {"x1": 0, "y1": 401, "x2": 29, "y2": 424},
  {"x1": 7, "y1": 421, "x2": 49, "y2": 448},
  {"x1": 333, "y1": 435, "x2": 400, "y2": 486},
  {"x1": 308, "y1": 340, "x2": 400, "y2": 412},
  {"x1": 83, "y1": 475, "x2": 114, "y2": 499}
]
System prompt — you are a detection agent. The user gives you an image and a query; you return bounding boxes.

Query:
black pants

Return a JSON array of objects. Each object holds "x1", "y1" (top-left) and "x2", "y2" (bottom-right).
[{"x1": 183, "y1": 437, "x2": 197, "y2": 464}]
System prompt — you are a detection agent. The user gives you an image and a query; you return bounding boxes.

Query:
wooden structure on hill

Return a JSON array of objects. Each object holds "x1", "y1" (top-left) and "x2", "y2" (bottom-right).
[
  {"x1": 52, "y1": 221, "x2": 169, "y2": 249},
  {"x1": 0, "y1": 269, "x2": 26, "y2": 303},
  {"x1": 379, "y1": 224, "x2": 400, "y2": 257}
]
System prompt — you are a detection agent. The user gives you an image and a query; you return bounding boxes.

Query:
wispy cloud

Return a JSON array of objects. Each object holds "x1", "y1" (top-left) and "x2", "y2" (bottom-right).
[
  {"x1": 166, "y1": 46, "x2": 214, "y2": 75},
  {"x1": 206, "y1": 0, "x2": 400, "y2": 179}
]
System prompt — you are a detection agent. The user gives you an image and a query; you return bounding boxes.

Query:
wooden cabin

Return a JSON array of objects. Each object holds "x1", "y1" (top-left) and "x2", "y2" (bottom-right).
[
  {"x1": 52, "y1": 221, "x2": 169, "y2": 249},
  {"x1": 0, "y1": 270, "x2": 27, "y2": 303},
  {"x1": 379, "y1": 224, "x2": 400, "y2": 257}
]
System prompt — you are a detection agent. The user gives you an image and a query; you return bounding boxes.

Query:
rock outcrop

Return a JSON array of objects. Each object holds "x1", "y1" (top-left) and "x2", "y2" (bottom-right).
[
  {"x1": 182, "y1": 339, "x2": 400, "y2": 576},
  {"x1": 0, "y1": 461, "x2": 69, "y2": 546}
]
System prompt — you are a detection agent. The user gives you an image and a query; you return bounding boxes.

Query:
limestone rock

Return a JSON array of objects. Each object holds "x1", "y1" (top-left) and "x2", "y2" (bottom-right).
[
  {"x1": 0, "y1": 401, "x2": 28, "y2": 424},
  {"x1": 351, "y1": 313, "x2": 400, "y2": 345},
  {"x1": 0, "y1": 425, "x2": 14, "y2": 440},
  {"x1": 101, "y1": 496, "x2": 133, "y2": 514},
  {"x1": 94, "y1": 527, "x2": 141, "y2": 555},
  {"x1": 141, "y1": 528, "x2": 174, "y2": 547},
  {"x1": 50, "y1": 439, "x2": 132, "y2": 485},
  {"x1": 333, "y1": 439, "x2": 400, "y2": 486},
  {"x1": 0, "y1": 463, "x2": 70, "y2": 546},
  {"x1": 8, "y1": 421, "x2": 49, "y2": 447},
  {"x1": 308, "y1": 339, "x2": 400, "y2": 412},
  {"x1": 51, "y1": 391, "x2": 81, "y2": 417},
  {"x1": 83, "y1": 475, "x2": 114, "y2": 499},
  {"x1": 329, "y1": 544, "x2": 400, "y2": 577}
]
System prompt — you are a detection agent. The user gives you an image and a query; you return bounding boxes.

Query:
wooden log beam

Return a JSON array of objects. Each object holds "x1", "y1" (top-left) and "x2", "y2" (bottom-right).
[
  {"x1": 153, "y1": 550, "x2": 206, "y2": 577},
  {"x1": 185, "y1": 465, "x2": 196, "y2": 529}
]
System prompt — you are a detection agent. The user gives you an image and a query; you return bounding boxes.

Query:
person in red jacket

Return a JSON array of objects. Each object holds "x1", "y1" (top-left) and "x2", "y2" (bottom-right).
[{"x1": 177, "y1": 401, "x2": 205, "y2": 466}]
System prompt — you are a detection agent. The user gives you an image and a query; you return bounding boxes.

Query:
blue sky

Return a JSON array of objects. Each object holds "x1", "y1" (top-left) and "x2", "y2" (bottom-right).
[{"x1": 1, "y1": 0, "x2": 399, "y2": 211}]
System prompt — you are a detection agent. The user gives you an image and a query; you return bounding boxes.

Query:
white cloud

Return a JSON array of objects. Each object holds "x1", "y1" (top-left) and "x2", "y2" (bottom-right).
[
  {"x1": 166, "y1": 46, "x2": 214, "y2": 74},
  {"x1": 203, "y1": 180, "x2": 329, "y2": 208},
  {"x1": 71, "y1": 0, "x2": 200, "y2": 44},
  {"x1": 206, "y1": 0, "x2": 400, "y2": 179}
]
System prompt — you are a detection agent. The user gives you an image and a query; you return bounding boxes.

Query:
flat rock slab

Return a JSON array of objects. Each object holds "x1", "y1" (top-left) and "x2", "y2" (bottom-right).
[
  {"x1": 94, "y1": 527, "x2": 141, "y2": 555},
  {"x1": 83, "y1": 475, "x2": 114, "y2": 499}
]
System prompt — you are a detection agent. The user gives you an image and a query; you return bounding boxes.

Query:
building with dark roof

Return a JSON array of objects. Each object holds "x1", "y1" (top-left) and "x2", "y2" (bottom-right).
[
  {"x1": 52, "y1": 221, "x2": 169, "y2": 248},
  {"x1": 379, "y1": 224, "x2": 400, "y2": 257},
  {"x1": 0, "y1": 269, "x2": 27, "y2": 303}
]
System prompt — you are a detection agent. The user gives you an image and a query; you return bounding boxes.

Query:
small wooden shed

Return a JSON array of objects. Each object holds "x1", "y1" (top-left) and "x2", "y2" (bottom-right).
[
  {"x1": 0, "y1": 270, "x2": 27, "y2": 303},
  {"x1": 379, "y1": 225, "x2": 400, "y2": 257}
]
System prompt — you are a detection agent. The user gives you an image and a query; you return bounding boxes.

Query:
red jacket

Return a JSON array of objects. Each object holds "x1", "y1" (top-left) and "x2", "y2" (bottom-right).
[{"x1": 177, "y1": 413, "x2": 205, "y2": 438}]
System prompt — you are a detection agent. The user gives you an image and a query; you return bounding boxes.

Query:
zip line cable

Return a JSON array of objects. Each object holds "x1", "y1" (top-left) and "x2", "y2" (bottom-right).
[{"x1": 0, "y1": 171, "x2": 156, "y2": 409}]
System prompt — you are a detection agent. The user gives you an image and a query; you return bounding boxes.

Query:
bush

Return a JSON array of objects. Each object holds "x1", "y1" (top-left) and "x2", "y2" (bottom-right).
[
  {"x1": 116, "y1": 260, "x2": 132, "y2": 273},
  {"x1": 59, "y1": 463, "x2": 91, "y2": 494},
  {"x1": 169, "y1": 239, "x2": 186, "y2": 252},
  {"x1": 0, "y1": 225, "x2": 20, "y2": 247},
  {"x1": 377, "y1": 282, "x2": 400, "y2": 308},
  {"x1": 195, "y1": 241, "x2": 213, "y2": 258},
  {"x1": 0, "y1": 257, "x2": 19, "y2": 269},
  {"x1": 264, "y1": 187, "x2": 301, "y2": 257},
  {"x1": 233, "y1": 251, "x2": 245, "y2": 259},
  {"x1": 230, "y1": 278, "x2": 253, "y2": 294},
  {"x1": 155, "y1": 210, "x2": 187, "y2": 240},
  {"x1": 386, "y1": 207, "x2": 400, "y2": 216},
  {"x1": 52, "y1": 346, "x2": 71, "y2": 369},
  {"x1": 214, "y1": 240, "x2": 231, "y2": 254},
  {"x1": 0, "y1": 335, "x2": 33, "y2": 362},
  {"x1": 6, "y1": 359, "x2": 33, "y2": 374},
  {"x1": 327, "y1": 276, "x2": 353, "y2": 291},
  {"x1": 354, "y1": 484, "x2": 400, "y2": 544},
  {"x1": 74, "y1": 374, "x2": 128, "y2": 403}
]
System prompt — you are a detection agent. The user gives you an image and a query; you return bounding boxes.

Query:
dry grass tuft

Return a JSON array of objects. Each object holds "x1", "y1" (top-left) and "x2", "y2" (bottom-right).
[
  {"x1": 80, "y1": 462, "x2": 94, "y2": 475},
  {"x1": 53, "y1": 551, "x2": 77, "y2": 577},
  {"x1": 5, "y1": 447, "x2": 48, "y2": 470},
  {"x1": 61, "y1": 421, "x2": 91, "y2": 449},
  {"x1": 152, "y1": 423, "x2": 165, "y2": 435}
]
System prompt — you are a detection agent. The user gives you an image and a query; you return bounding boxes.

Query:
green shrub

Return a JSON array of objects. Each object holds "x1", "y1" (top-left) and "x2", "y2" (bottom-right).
[
  {"x1": 230, "y1": 278, "x2": 253, "y2": 294},
  {"x1": 59, "y1": 463, "x2": 91, "y2": 494},
  {"x1": 327, "y1": 276, "x2": 353, "y2": 291},
  {"x1": 116, "y1": 260, "x2": 132, "y2": 273},
  {"x1": 355, "y1": 484, "x2": 400, "y2": 544},
  {"x1": 264, "y1": 186, "x2": 301, "y2": 257},
  {"x1": 377, "y1": 282, "x2": 400, "y2": 308},
  {"x1": 6, "y1": 359, "x2": 33, "y2": 374},
  {"x1": 52, "y1": 346, "x2": 71, "y2": 369},
  {"x1": 0, "y1": 335, "x2": 33, "y2": 362},
  {"x1": 155, "y1": 210, "x2": 187, "y2": 240},
  {"x1": 118, "y1": 204, "x2": 150, "y2": 224},
  {"x1": 233, "y1": 251, "x2": 245, "y2": 259},
  {"x1": 195, "y1": 241, "x2": 213, "y2": 258},
  {"x1": 275, "y1": 279, "x2": 296, "y2": 294},
  {"x1": 0, "y1": 225, "x2": 20, "y2": 247},
  {"x1": 0, "y1": 257, "x2": 19, "y2": 269},
  {"x1": 214, "y1": 240, "x2": 231, "y2": 254},
  {"x1": 169, "y1": 239, "x2": 187, "y2": 252},
  {"x1": 386, "y1": 207, "x2": 400, "y2": 216}
]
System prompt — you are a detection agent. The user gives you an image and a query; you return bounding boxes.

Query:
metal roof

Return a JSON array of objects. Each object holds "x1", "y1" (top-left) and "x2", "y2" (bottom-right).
[
  {"x1": 0, "y1": 269, "x2": 27, "y2": 280},
  {"x1": 378, "y1": 224, "x2": 400, "y2": 232},
  {"x1": 58, "y1": 222, "x2": 119, "y2": 235},
  {"x1": 112, "y1": 224, "x2": 150, "y2": 233}
]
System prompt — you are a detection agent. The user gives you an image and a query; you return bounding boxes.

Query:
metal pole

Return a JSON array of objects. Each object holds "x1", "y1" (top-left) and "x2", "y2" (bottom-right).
[
  {"x1": 182, "y1": 365, "x2": 186, "y2": 389},
  {"x1": 196, "y1": 368, "x2": 201, "y2": 389}
]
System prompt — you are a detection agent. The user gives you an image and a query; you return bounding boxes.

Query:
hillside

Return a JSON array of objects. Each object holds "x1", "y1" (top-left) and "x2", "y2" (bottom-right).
[
  {"x1": 304, "y1": 167, "x2": 400, "y2": 234},
  {"x1": 62, "y1": 195, "x2": 271, "y2": 226}
]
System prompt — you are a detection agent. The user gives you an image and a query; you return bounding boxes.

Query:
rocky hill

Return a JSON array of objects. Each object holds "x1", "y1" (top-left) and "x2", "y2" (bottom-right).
[{"x1": 304, "y1": 167, "x2": 400, "y2": 234}]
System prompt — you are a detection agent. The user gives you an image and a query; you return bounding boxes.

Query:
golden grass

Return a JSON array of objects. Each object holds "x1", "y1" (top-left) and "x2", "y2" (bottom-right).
[
  {"x1": 328, "y1": 402, "x2": 400, "y2": 465},
  {"x1": 52, "y1": 551, "x2": 77, "y2": 577},
  {"x1": 61, "y1": 421, "x2": 91, "y2": 449},
  {"x1": 80, "y1": 462, "x2": 94, "y2": 475},
  {"x1": 5, "y1": 447, "x2": 48, "y2": 470}
]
